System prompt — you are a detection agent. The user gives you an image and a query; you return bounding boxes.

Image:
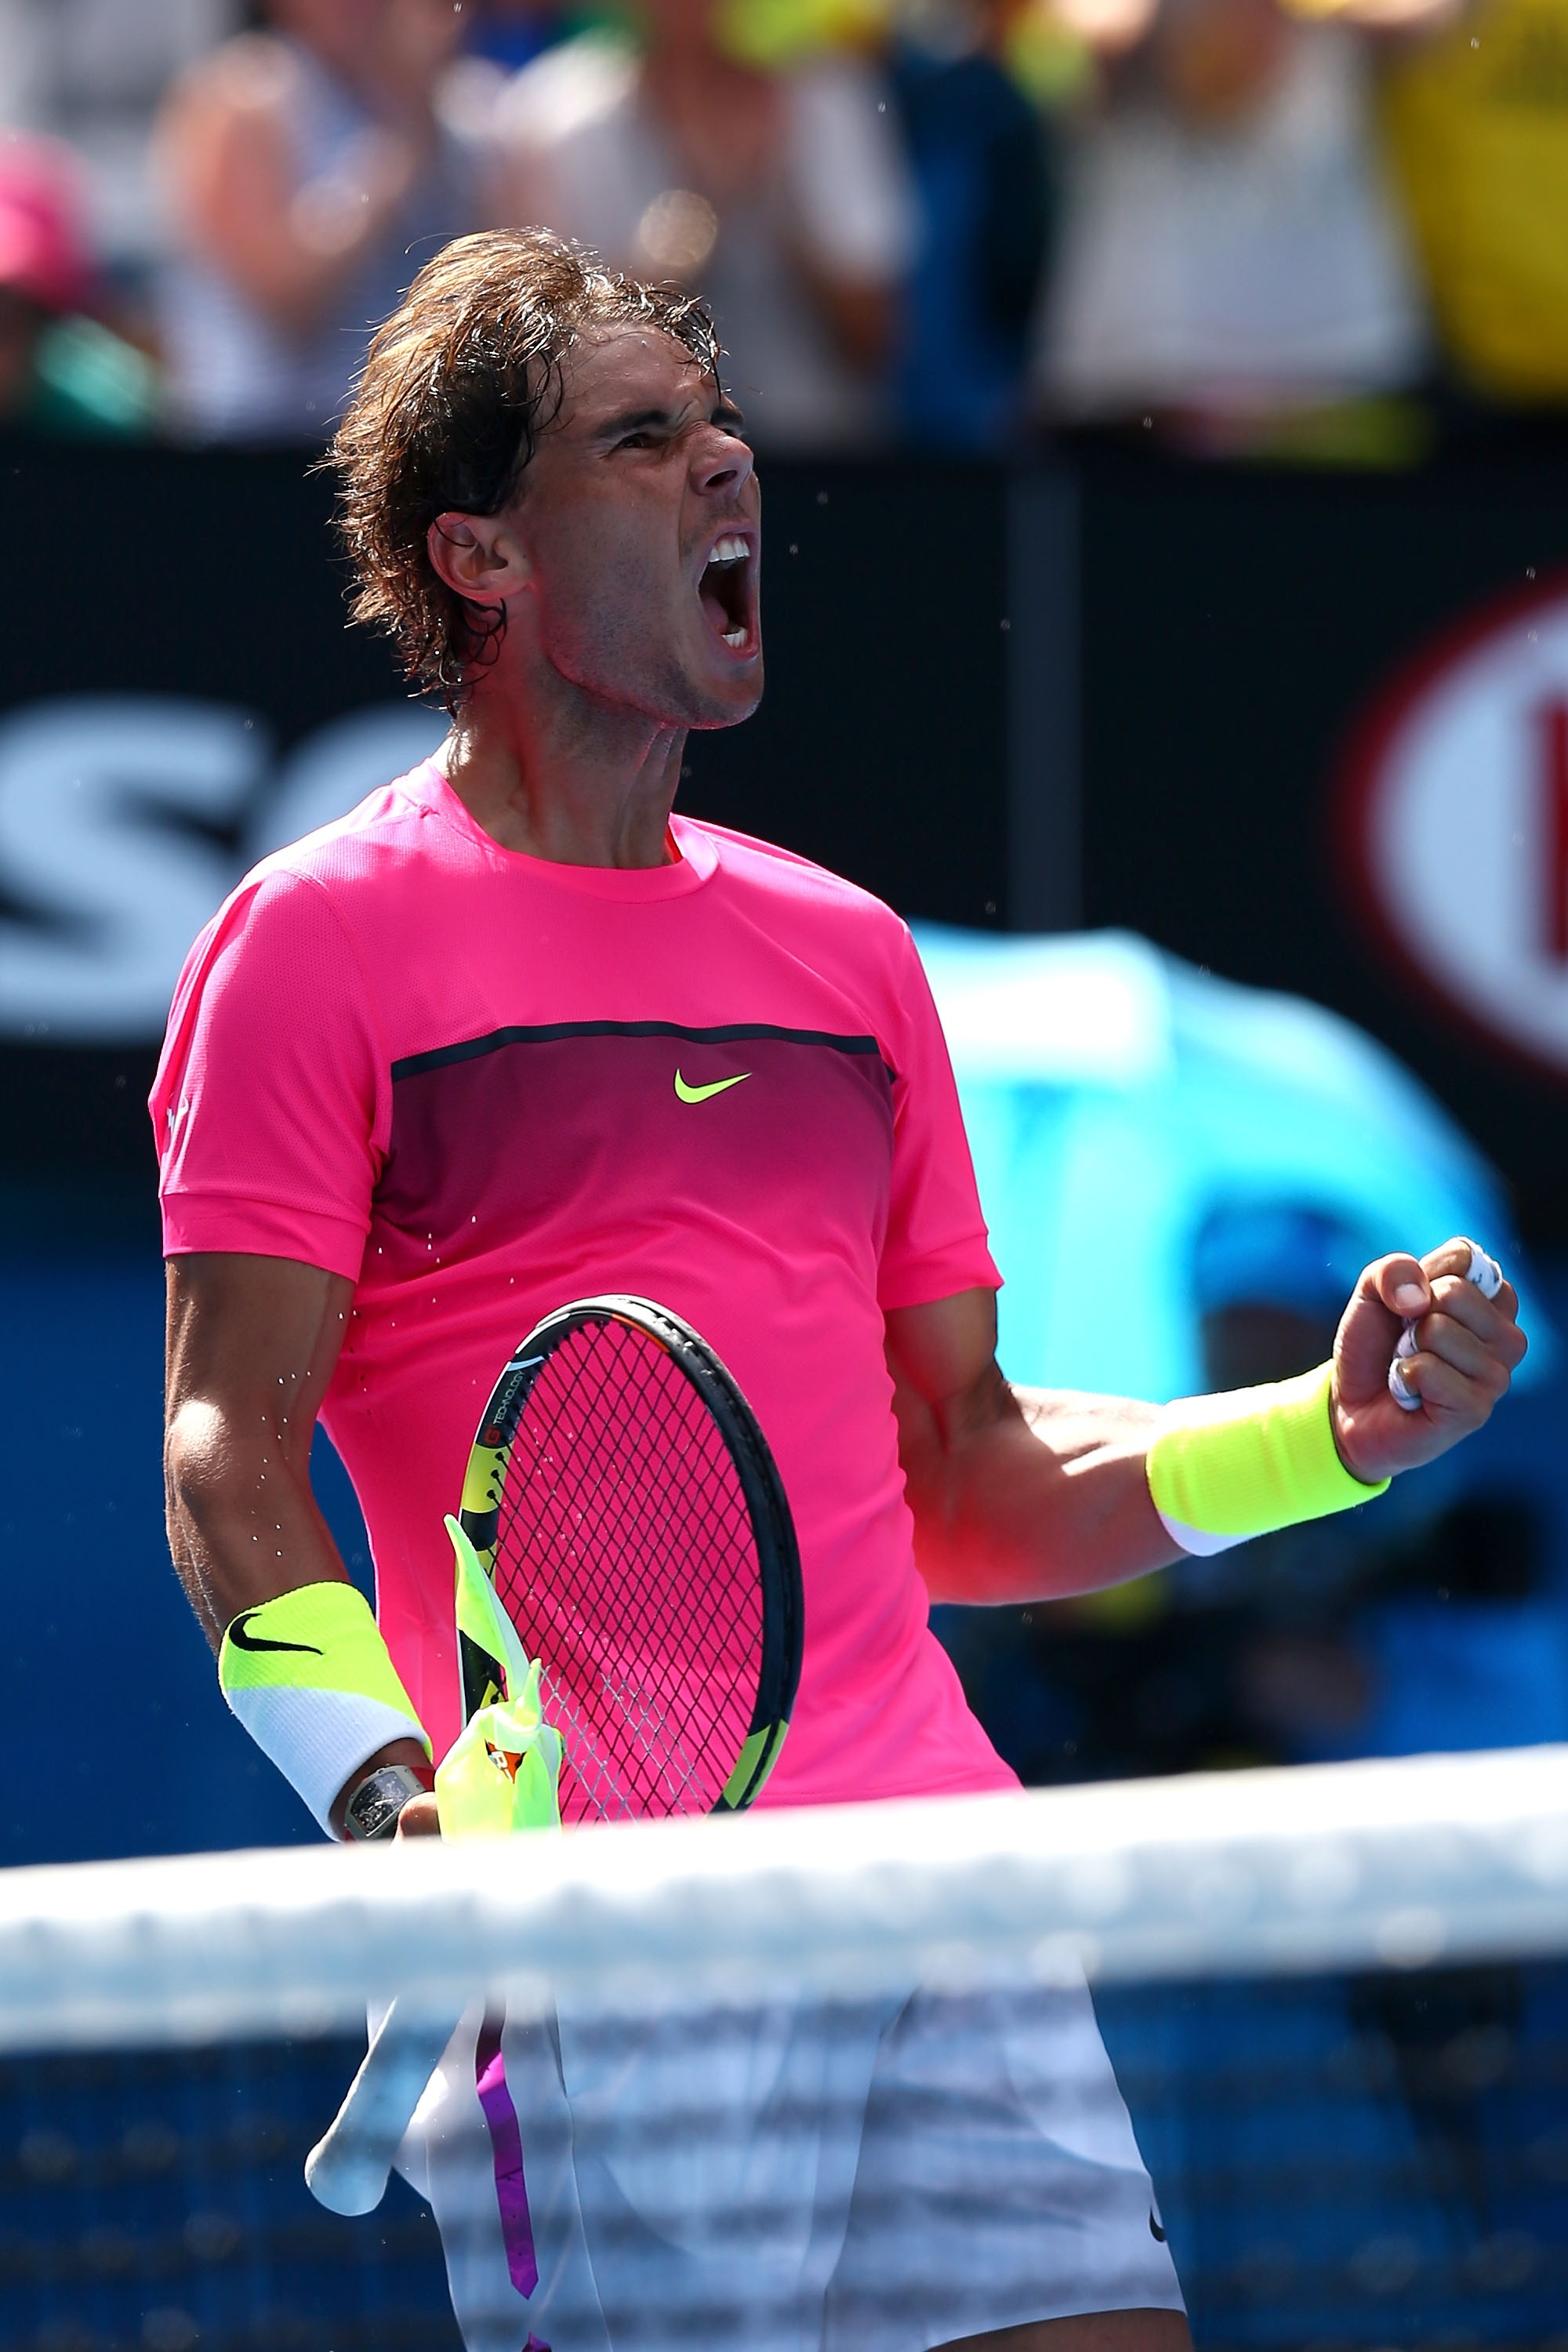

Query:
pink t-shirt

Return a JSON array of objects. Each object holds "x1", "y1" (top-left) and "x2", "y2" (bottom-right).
[{"x1": 152, "y1": 761, "x2": 1015, "y2": 1808}]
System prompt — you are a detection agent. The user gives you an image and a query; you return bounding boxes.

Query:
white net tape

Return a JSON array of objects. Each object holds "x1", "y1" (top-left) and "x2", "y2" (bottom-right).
[{"x1": 3, "y1": 1747, "x2": 1567, "y2": 2052}]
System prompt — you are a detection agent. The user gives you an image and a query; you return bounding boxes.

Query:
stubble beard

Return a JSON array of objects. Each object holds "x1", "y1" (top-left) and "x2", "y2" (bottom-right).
[{"x1": 546, "y1": 592, "x2": 761, "y2": 732}]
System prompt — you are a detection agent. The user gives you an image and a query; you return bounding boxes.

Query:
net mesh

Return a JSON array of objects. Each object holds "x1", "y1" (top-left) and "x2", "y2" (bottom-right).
[
  {"x1": 3, "y1": 1751, "x2": 1567, "y2": 2352},
  {"x1": 493, "y1": 1317, "x2": 765, "y2": 1822},
  {"x1": 2, "y1": 2037, "x2": 460, "y2": 2352}
]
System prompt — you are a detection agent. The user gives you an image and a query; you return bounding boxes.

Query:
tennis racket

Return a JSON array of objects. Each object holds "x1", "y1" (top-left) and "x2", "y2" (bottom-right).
[
  {"x1": 306, "y1": 1294, "x2": 803, "y2": 2216},
  {"x1": 457, "y1": 1294, "x2": 802, "y2": 1817}
]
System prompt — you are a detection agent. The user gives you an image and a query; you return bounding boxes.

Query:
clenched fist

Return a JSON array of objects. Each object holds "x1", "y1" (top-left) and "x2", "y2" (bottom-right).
[{"x1": 1330, "y1": 1237, "x2": 1527, "y2": 1487}]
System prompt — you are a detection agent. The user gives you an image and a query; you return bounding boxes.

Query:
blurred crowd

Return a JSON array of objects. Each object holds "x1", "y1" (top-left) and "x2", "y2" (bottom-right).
[{"x1": 0, "y1": 0, "x2": 1563, "y2": 453}]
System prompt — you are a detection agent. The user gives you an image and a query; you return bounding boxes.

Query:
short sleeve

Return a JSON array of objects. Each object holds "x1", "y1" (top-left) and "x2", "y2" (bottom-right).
[
  {"x1": 877, "y1": 927, "x2": 1001, "y2": 1311},
  {"x1": 786, "y1": 59, "x2": 919, "y2": 285},
  {"x1": 151, "y1": 868, "x2": 388, "y2": 1280}
]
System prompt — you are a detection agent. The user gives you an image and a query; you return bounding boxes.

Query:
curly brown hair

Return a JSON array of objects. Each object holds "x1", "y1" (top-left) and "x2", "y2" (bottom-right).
[{"x1": 328, "y1": 229, "x2": 721, "y2": 710}]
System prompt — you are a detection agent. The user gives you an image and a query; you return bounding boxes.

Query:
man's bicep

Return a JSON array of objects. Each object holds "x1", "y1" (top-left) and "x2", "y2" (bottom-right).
[
  {"x1": 884, "y1": 1288, "x2": 1152, "y2": 1491},
  {"x1": 884, "y1": 1288, "x2": 1001, "y2": 1421}
]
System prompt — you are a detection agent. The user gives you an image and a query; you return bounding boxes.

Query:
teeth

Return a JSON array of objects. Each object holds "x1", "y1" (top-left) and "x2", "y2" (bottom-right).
[
  {"x1": 723, "y1": 626, "x2": 747, "y2": 646},
  {"x1": 707, "y1": 535, "x2": 750, "y2": 567}
]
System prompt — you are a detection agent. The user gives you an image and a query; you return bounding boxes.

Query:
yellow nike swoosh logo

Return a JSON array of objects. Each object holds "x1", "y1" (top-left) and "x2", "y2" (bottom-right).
[{"x1": 673, "y1": 1068, "x2": 751, "y2": 1104}]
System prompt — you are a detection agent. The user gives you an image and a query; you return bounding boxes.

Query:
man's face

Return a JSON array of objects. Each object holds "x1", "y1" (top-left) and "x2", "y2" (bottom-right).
[{"x1": 505, "y1": 328, "x2": 763, "y2": 729}]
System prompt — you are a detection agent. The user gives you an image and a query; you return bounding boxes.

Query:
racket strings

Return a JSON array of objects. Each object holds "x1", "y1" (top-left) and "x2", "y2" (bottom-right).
[
  {"x1": 517, "y1": 1345, "x2": 755, "y2": 1816},
  {"x1": 544, "y1": 1334, "x2": 757, "y2": 1808},
  {"x1": 491, "y1": 1317, "x2": 764, "y2": 1822}
]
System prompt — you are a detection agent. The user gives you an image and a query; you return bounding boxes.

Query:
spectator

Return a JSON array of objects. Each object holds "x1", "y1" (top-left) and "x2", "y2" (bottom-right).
[
  {"x1": 0, "y1": 0, "x2": 239, "y2": 285},
  {"x1": 0, "y1": 132, "x2": 158, "y2": 435},
  {"x1": 1036, "y1": 0, "x2": 1427, "y2": 437},
  {"x1": 154, "y1": 0, "x2": 485, "y2": 441},
  {"x1": 889, "y1": 0, "x2": 1054, "y2": 448},
  {"x1": 1381, "y1": 0, "x2": 1568, "y2": 408},
  {"x1": 494, "y1": 0, "x2": 917, "y2": 448}
]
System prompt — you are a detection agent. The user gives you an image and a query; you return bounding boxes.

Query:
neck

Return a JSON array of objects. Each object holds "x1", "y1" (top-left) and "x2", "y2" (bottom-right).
[{"x1": 437, "y1": 663, "x2": 685, "y2": 869}]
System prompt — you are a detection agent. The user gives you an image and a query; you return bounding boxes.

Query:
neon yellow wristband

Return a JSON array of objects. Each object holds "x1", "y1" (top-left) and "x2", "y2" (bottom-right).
[
  {"x1": 1146, "y1": 1362, "x2": 1388, "y2": 1558},
  {"x1": 219, "y1": 1582, "x2": 430, "y2": 1835}
]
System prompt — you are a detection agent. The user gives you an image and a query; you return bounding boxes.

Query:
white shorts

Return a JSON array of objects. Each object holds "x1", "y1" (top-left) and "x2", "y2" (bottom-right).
[{"x1": 397, "y1": 1977, "x2": 1184, "y2": 2352}]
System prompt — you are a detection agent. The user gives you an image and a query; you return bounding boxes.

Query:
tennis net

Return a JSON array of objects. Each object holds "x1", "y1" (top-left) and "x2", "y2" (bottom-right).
[{"x1": 3, "y1": 1747, "x2": 1566, "y2": 2352}]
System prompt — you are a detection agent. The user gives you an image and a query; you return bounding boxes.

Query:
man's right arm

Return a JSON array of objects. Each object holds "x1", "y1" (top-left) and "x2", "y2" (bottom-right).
[{"x1": 164, "y1": 1252, "x2": 430, "y2": 1835}]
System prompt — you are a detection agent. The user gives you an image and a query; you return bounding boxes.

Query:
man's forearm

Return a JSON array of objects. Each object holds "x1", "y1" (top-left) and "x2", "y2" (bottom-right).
[
  {"x1": 165, "y1": 1444, "x2": 430, "y2": 1835},
  {"x1": 899, "y1": 1376, "x2": 1180, "y2": 1606},
  {"x1": 165, "y1": 1418, "x2": 347, "y2": 1648},
  {"x1": 163, "y1": 1254, "x2": 430, "y2": 1836},
  {"x1": 163, "y1": 1250, "x2": 358, "y2": 1639}
]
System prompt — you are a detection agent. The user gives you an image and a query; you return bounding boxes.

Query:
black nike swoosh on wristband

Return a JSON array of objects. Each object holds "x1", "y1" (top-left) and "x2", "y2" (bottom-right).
[{"x1": 228, "y1": 1611, "x2": 323, "y2": 1657}]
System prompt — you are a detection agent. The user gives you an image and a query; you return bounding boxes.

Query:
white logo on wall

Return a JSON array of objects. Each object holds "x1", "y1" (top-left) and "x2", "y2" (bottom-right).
[
  {"x1": 0, "y1": 696, "x2": 445, "y2": 1040},
  {"x1": 1343, "y1": 580, "x2": 1568, "y2": 1082}
]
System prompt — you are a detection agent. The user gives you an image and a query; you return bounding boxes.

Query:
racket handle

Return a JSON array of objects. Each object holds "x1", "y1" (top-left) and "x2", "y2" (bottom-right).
[
  {"x1": 304, "y1": 1994, "x2": 467, "y2": 2216},
  {"x1": 1388, "y1": 1243, "x2": 1503, "y2": 1412}
]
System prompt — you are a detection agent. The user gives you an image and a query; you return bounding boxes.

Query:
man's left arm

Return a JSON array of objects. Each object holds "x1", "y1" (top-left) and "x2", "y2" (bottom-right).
[{"x1": 887, "y1": 1238, "x2": 1527, "y2": 1606}]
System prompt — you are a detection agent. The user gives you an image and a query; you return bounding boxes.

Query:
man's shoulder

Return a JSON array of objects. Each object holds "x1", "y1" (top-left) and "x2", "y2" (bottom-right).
[
  {"x1": 245, "y1": 764, "x2": 456, "y2": 893},
  {"x1": 691, "y1": 818, "x2": 909, "y2": 942},
  {"x1": 199, "y1": 766, "x2": 463, "y2": 967}
]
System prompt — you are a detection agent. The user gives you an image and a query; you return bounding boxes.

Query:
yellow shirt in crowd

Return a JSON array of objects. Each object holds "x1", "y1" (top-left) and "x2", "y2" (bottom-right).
[{"x1": 1384, "y1": 0, "x2": 1568, "y2": 400}]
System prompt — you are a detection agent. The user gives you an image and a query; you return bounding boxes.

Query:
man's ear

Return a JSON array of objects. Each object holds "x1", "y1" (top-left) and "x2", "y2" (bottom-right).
[{"x1": 426, "y1": 510, "x2": 530, "y2": 604}]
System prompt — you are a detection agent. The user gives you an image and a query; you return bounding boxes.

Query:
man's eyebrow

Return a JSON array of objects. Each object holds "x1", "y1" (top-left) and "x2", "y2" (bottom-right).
[
  {"x1": 591, "y1": 396, "x2": 746, "y2": 441},
  {"x1": 592, "y1": 403, "x2": 681, "y2": 441}
]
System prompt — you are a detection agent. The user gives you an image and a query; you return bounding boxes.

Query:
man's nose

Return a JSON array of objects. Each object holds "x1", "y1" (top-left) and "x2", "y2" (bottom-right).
[{"x1": 691, "y1": 423, "x2": 754, "y2": 499}]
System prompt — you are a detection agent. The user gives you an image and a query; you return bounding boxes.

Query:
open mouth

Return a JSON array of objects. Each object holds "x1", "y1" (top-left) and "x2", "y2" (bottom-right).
[{"x1": 697, "y1": 532, "x2": 756, "y2": 655}]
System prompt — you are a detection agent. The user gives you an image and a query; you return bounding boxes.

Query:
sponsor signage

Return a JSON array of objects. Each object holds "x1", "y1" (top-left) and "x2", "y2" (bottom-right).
[
  {"x1": 0, "y1": 696, "x2": 445, "y2": 1041},
  {"x1": 1341, "y1": 579, "x2": 1568, "y2": 1082}
]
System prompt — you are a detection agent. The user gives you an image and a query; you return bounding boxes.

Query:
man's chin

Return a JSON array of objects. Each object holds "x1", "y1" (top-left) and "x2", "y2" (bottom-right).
[
  {"x1": 686, "y1": 675, "x2": 764, "y2": 729},
  {"x1": 670, "y1": 652, "x2": 764, "y2": 730}
]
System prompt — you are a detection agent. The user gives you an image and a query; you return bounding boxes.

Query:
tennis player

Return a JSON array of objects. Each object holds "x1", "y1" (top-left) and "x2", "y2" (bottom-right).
[{"x1": 155, "y1": 229, "x2": 1526, "y2": 2352}]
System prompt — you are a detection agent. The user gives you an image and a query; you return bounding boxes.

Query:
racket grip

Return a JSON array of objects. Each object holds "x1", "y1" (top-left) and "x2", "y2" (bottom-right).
[
  {"x1": 304, "y1": 1994, "x2": 467, "y2": 2216},
  {"x1": 1388, "y1": 1244, "x2": 1503, "y2": 1412}
]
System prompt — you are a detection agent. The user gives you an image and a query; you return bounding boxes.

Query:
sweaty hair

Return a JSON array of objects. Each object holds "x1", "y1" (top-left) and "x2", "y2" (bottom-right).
[{"x1": 328, "y1": 229, "x2": 721, "y2": 709}]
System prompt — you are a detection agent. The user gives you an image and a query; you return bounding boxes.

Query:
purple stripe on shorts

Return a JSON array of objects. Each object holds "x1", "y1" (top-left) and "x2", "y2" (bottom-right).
[{"x1": 474, "y1": 2013, "x2": 541, "y2": 2303}]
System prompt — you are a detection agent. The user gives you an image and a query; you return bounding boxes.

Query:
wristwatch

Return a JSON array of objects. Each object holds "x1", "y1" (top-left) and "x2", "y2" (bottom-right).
[{"x1": 342, "y1": 1762, "x2": 434, "y2": 1842}]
